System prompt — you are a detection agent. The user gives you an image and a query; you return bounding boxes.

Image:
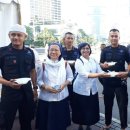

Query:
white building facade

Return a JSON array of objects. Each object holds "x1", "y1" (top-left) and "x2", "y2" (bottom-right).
[
  {"x1": 0, "y1": 0, "x2": 21, "y2": 47},
  {"x1": 30, "y1": 0, "x2": 61, "y2": 25}
]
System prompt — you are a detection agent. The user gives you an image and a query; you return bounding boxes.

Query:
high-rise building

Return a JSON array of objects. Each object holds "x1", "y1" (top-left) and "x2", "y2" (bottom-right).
[
  {"x1": 51, "y1": 0, "x2": 61, "y2": 24},
  {"x1": 30, "y1": 0, "x2": 61, "y2": 25}
]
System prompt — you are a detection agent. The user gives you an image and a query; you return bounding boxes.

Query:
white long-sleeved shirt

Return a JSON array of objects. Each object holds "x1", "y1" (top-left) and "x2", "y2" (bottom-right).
[
  {"x1": 37, "y1": 60, "x2": 73, "y2": 101},
  {"x1": 73, "y1": 56, "x2": 104, "y2": 96}
]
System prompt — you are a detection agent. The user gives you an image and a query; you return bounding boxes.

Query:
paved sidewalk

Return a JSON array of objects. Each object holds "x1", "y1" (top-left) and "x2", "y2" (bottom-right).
[
  {"x1": 92, "y1": 113, "x2": 130, "y2": 130},
  {"x1": 12, "y1": 113, "x2": 130, "y2": 130},
  {"x1": 67, "y1": 113, "x2": 130, "y2": 130}
]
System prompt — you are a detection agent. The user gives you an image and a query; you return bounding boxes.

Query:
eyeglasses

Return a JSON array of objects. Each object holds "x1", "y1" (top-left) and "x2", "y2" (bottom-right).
[
  {"x1": 49, "y1": 49, "x2": 60, "y2": 52},
  {"x1": 10, "y1": 33, "x2": 24, "y2": 37},
  {"x1": 81, "y1": 47, "x2": 90, "y2": 50}
]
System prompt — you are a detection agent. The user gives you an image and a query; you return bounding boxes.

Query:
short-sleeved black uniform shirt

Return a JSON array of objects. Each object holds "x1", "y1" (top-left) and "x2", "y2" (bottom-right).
[{"x1": 100, "y1": 45, "x2": 130, "y2": 86}]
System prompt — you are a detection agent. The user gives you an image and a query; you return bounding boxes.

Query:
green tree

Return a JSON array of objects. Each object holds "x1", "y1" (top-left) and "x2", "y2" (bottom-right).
[
  {"x1": 35, "y1": 28, "x2": 58, "y2": 47},
  {"x1": 25, "y1": 26, "x2": 34, "y2": 46},
  {"x1": 77, "y1": 29, "x2": 97, "y2": 45}
]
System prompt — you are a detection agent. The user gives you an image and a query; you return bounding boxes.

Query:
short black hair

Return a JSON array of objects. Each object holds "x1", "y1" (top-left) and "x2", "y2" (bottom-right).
[
  {"x1": 65, "y1": 32, "x2": 74, "y2": 35},
  {"x1": 109, "y1": 28, "x2": 119, "y2": 32},
  {"x1": 101, "y1": 43, "x2": 106, "y2": 46},
  {"x1": 63, "y1": 32, "x2": 75, "y2": 39}
]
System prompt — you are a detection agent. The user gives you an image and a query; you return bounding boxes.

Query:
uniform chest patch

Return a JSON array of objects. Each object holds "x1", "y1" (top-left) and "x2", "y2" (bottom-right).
[{"x1": 13, "y1": 60, "x2": 17, "y2": 64}]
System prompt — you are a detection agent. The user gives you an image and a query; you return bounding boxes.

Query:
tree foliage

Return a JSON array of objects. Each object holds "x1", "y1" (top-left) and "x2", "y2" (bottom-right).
[
  {"x1": 24, "y1": 25, "x2": 100, "y2": 47},
  {"x1": 77, "y1": 29, "x2": 97, "y2": 45},
  {"x1": 34, "y1": 28, "x2": 58, "y2": 47},
  {"x1": 25, "y1": 26, "x2": 34, "y2": 46}
]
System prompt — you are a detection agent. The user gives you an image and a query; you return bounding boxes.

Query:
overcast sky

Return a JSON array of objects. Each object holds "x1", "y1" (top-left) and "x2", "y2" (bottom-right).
[
  {"x1": 19, "y1": 0, "x2": 130, "y2": 41},
  {"x1": 20, "y1": 0, "x2": 130, "y2": 26}
]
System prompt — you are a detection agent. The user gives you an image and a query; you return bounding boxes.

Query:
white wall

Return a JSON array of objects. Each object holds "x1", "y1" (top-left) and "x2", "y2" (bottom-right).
[{"x1": 0, "y1": 1, "x2": 20, "y2": 47}]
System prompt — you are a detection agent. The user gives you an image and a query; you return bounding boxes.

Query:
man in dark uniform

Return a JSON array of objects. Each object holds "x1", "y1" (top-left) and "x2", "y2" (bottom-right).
[
  {"x1": 100, "y1": 29, "x2": 130, "y2": 130},
  {"x1": 62, "y1": 32, "x2": 80, "y2": 129},
  {"x1": 62, "y1": 32, "x2": 79, "y2": 104},
  {"x1": 0, "y1": 24, "x2": 37, "y2": 130},
  {"x1": 62, "y1": 32, "x2": 79, "y2": 73}
]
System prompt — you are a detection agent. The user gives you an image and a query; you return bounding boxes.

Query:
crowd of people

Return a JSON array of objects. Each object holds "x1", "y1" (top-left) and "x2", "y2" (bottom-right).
[{"x1": 0, "y1": 24, "x2": 130, "y2": 130}]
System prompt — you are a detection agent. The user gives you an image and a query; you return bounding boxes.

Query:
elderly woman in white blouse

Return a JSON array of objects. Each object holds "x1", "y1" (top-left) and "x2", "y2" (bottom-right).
[
  {"x1": 72, "y1": 43, "x2": 109, "y2": 130},
  {"x1": 36, "y1": 43, "x2": 73, "y2": 130}
]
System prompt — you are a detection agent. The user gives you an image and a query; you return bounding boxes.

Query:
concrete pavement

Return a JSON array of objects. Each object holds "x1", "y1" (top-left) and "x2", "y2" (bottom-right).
[{"x1": 12, "y1": 113, "x2": 130, "y2": 130}]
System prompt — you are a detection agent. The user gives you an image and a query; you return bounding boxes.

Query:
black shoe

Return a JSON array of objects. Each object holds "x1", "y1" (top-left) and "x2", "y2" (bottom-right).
[
  {"x1": 78, "y1": 125, "x2": 83, "y2": 130},
  {"x1": 86, "y1": 126, "x2": 91, "y2": 130}
]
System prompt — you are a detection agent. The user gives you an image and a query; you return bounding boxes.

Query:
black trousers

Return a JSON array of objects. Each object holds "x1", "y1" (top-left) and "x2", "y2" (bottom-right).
[
  {"x1": 0, "y1": 95, "x2": 34, "y2": 130},
  {"x1": 103, "y1": 84, "x2": 128, "y2": 129},
  {"x1": 67, "y1": 84, "x2": 73, "y2": 109}
]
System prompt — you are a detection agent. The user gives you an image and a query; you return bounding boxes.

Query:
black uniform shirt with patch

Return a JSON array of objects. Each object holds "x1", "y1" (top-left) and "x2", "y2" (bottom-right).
[
  {"x1": 100, "y1": 45, "x2": 130, "y2": 86},
  {"x1": 0, "y1": 43, "x2": 35, "y2": 80},
  {"x1": 62, "y1": 46, "x2": 79, "y2": 74}
]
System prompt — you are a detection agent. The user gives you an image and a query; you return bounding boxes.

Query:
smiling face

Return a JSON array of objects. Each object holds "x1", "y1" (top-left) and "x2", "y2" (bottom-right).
[
  {"x1": 80, "y1": 45, "x2": 91, "y2": 59},
  {"x1": 109, "y1": 31, "x2": 120, "y2": 47},
  {"x1": 9, "y1": 31, "x2": 27, "y2": 49},
  {"x1": 48, "y1": 45, "x2": 61, "y2": 61}
]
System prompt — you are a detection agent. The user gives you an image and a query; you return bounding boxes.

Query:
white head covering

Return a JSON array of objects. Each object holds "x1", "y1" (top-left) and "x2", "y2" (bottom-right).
[{"x1": 9, "y1": 24, "x2": 27, "y2": 35}]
